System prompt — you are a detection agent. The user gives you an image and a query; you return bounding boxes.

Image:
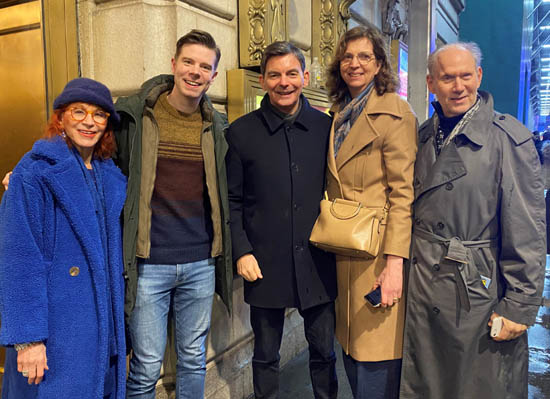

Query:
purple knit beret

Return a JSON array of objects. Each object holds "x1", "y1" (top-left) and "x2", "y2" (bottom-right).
[{"x1": 53, "y1": 77, "x2": 120, "y2": 125}]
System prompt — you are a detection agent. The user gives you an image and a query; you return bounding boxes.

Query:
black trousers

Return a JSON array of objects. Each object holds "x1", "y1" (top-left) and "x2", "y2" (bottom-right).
[
  {"x1": 342, "y1": 350, "x2": 401, "y2": 399},
  {"x1": 249, "y1": 301, "x2": 338, "y2": 399}
]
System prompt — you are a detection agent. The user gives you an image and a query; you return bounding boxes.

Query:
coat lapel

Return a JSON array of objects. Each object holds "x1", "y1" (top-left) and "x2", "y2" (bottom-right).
[
  {"x1": 334, "y1": 92, "x2": 406, "y2": 171},
  {"x1": 327, "y1": 115, "x2": 343, "y2": 196},
  {"x1": 335, "y1": 111, "x2": 379, "y2": 171},
  {"x1": 415, "y1": 135, "x2": 467, "y2": 200},
  {"x1": 41, "y1": 158, "x2": 105, "y2": 274}
]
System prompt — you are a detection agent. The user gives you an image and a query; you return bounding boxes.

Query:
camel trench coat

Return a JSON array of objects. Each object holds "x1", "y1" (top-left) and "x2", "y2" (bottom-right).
[{"x1": 325, "y1": 91, "x2": 417, "y2": 361}]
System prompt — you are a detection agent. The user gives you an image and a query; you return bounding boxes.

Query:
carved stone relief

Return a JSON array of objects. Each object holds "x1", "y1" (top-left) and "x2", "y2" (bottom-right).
[
  {"x1": 382, "y1": 0, "x2": 409, "y2": 41},
  {"x1": 270, "y1": 0, "x2": 284, "y2": 42},
  {"x1": 338, "y1": 0, "x2": 356, "y2": 39}
]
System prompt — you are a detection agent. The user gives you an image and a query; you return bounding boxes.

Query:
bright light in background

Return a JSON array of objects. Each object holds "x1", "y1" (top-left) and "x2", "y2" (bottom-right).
[
  {"x1": 542, "y1": 58, "x2": 550, "y2": 61},
  {"x1": 541, "y1": 26, "x2": 550, "y2": 30}
]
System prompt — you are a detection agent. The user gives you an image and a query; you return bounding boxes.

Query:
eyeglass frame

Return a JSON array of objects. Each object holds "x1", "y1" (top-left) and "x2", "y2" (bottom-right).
[
  {"x1": 66, "y1": 106, "x2": 110, "y2": 125},
  {"x1": 340, "y1": 52, "x2": 377, "y2": 66}
]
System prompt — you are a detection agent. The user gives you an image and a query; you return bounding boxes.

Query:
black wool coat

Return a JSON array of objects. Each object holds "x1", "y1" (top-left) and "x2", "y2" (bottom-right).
[{"x1": 226, "y1": 95, "x2": 337, "y2": 310}]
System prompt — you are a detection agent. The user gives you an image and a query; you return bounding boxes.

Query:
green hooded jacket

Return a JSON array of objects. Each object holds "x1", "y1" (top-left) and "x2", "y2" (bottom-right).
[{"x1": 113, "y1": 74, "x2": 233, "y2": 333}]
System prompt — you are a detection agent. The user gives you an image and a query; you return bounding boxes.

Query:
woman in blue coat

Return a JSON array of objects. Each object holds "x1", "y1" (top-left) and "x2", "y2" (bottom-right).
[{"x1": 0, "y1": 78, "x2": 127, "y2": 398}]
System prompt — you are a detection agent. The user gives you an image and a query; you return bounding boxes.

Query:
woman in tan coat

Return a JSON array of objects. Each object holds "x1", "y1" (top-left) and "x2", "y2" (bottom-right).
[{"x1": 325, "y1": 27, "x2": 417, "y2": 398}]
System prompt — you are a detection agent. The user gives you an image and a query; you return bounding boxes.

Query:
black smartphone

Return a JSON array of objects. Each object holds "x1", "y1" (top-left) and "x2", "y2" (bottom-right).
[{"x1": 364, "y1": 286, "x2": 382, "y2": 308}]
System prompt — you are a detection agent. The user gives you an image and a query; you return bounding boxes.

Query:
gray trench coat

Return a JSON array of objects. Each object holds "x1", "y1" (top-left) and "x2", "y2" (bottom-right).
[{"x1": 400, "y1": 92, "x2": 546, "y2": 399}]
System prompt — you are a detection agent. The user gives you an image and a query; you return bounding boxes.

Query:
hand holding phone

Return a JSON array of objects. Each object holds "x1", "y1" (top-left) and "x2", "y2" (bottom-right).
[
  {"x1": 490, "y1": 316, "x2": 503, "y2": 338},
  {"x1": 364, "y1": 286, "x2": 382, "y2": 308}
]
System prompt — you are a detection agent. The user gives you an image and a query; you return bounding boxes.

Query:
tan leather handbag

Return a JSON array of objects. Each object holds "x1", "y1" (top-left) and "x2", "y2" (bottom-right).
[{"x1": 309, "y1": 196, "x2": 387, "y2": 258}]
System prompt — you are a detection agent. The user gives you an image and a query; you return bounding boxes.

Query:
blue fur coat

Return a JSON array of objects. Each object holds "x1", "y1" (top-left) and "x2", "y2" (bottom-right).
[{"x1": 0, "y1": 137, "x2": 127, "y2": 398}]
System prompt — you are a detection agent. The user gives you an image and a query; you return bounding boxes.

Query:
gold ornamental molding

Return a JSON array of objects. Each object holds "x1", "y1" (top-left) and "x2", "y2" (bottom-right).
[
  {"x1": 43, "y1": 0, "x2": 78, "y2": 113},
  {"x1": 239, "y1": 0, "x2": 289, "y2": 67},
  {"x1": 227, "y1": 68, "x2": 330, "y2": 123},
  {"x1": 312, "y1": 0, "x2": 356, "y2": 72}
]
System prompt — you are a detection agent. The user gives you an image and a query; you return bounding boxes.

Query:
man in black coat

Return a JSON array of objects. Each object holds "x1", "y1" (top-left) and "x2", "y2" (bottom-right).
[{"x1": 226, "y1": 41, "x2": 338, "y2": 399}]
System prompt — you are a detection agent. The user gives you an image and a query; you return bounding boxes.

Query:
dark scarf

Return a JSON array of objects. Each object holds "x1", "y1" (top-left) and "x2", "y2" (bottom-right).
[{"x1": 266, "y1": 96, "x2": 302, "y2": 126}]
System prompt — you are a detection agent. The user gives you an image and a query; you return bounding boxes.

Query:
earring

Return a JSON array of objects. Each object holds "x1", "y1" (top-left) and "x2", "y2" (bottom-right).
[{"x1": 61, "y1": 131, "x2": 66, "y2": 138}]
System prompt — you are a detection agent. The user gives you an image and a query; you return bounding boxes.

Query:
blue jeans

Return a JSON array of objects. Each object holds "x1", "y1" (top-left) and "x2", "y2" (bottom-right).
[{"x1": 126, "y1": 259, "x2": 215, "y2": 399}]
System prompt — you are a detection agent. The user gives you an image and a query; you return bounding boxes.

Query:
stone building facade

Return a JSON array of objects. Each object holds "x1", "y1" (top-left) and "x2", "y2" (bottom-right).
[
  {"x1": 0, "y1": 0, "x2": 464, "y2": 397},
  {"x1": 75, "y1": 1, "x2": 465, "y2": 398}
]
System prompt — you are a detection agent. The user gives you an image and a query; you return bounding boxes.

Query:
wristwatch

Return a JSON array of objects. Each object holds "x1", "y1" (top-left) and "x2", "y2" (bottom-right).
[{"x1": 14, "y1": 342, "x2": 40, "y2": 351}]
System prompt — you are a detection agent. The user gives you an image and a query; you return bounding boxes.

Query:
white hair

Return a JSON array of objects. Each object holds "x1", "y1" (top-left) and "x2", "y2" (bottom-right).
[{"x1": 427, "y1": 42, "x2": 483, "y2": 76}]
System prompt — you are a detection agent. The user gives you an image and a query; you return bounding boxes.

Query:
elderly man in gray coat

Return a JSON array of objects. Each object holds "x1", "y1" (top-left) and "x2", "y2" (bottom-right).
[{"x1": 400, "y1": 42, "x2": 546, "y2": 399}]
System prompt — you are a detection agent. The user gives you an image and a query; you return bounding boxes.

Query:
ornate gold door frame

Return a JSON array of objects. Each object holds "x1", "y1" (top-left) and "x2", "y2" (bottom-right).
[
  {"x1": 312, "y1": 0, "x2": 356, "y2": 72},
  {"x1": 239, "y1": 0, "x2": 290, "y2": 67},
  {"x1": 42, "y1": 0, "x2": 79, "y2": 113},
  {"x1": 239, "y1": 0, "x2": 357, "y2": 70}
]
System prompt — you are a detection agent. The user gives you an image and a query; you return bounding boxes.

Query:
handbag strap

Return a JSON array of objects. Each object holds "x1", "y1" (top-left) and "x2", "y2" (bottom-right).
[
  {"x1": 329, "y1": 200, "x2": 363, "y2": 220},
  {"x1": 324, "y1": 188, "x2": 390, "y2": 221}
]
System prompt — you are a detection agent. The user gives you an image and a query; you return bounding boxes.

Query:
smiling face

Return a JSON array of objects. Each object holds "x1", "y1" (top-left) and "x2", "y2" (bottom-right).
[
  {"x1": 259, "y1": 53, "x2": 309, "y2": 115},
  {"x1": 61, "y1": 102, "x2": 107, "y2": 159},
  {"x1": 427, "y1": 47, "x2": 483, "y2": 117},
  {"x1": 339, "y1": 37, "x2": 381, "y2": 98},
  {"x1": 171, "y1": 43, "x2": 218, "y2": 107}
]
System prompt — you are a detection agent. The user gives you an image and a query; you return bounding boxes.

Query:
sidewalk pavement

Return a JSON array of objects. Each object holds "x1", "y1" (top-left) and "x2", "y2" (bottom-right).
[{"x1": 280, "y1": 342, "x2": 352, "y2": 399}]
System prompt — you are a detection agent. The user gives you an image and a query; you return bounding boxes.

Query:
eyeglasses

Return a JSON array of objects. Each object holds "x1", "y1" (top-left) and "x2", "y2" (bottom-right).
[
  {"x1": 67, "y1": 107, "x2": 110, "y2": 125},
  {"x1": 341, "y1": 52, "x2": 376, "y2": 66}
]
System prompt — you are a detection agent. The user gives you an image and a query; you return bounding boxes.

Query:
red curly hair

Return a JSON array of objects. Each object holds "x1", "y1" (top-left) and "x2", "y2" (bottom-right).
[{"x1": 44, "y1": 105, "x2": 117, "y2": 160}]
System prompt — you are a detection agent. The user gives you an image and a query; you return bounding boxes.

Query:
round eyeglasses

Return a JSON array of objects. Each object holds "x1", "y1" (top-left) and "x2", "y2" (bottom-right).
[
  {"x1": 67, "y1": 107, "x2": 110, "y2": 125},
  {"x1": 340, "y1": 52, "x2": 376, "y2": 66}
]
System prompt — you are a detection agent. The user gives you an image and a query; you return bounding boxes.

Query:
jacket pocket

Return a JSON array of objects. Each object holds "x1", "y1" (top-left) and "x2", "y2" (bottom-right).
[{"x1": 466, "y1": 248, "x2": 497, "y2": 302}]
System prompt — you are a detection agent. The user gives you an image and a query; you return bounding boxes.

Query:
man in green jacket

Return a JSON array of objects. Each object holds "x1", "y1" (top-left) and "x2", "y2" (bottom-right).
[{"x1": 114, "y1": 30, "x2": 232, "y2": 399}]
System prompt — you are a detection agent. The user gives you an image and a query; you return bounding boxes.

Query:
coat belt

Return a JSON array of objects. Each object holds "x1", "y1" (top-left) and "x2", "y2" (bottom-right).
[{"x1": 414, "y1": 227, "x2": 497, "y2": 313}]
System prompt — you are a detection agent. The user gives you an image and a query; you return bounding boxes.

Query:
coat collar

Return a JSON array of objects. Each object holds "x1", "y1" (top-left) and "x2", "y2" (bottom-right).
[
  {"x1": 331, "y1": 91, "x2": 408, "y2": 171},
  {"x1": 115, "y1": 74, "x2": 174, "y2": 120},
  {"x1": 330, "y1": 89, "x2": 409, "y2": 118},
  {"x1": 115, "y1": 73, "x2": 216, "y2": 127},
  {"x1": 460, "y1": 91, "x2": 494, "y2": 147},
  {"x1": 259, "y1": 94, "x2": 315, "y2": 134},
  {"x1": 424, "y1": 91, "x2": 494, "y2": 147},
  {"x1": 414, "y1": 92, "x2": 496, "y2": 200}
]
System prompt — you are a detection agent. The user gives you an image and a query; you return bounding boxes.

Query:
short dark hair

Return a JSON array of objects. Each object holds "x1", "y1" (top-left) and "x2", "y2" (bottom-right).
[
  {"x1": 326, "y1": 26, "x2": 398, "y2": 104},
  {"x1": 175, "y1": 29, "x2": 221, "y2": 69},
  {"x1": 260, "y1": 41, "x2": 306, "y2": 75}
]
